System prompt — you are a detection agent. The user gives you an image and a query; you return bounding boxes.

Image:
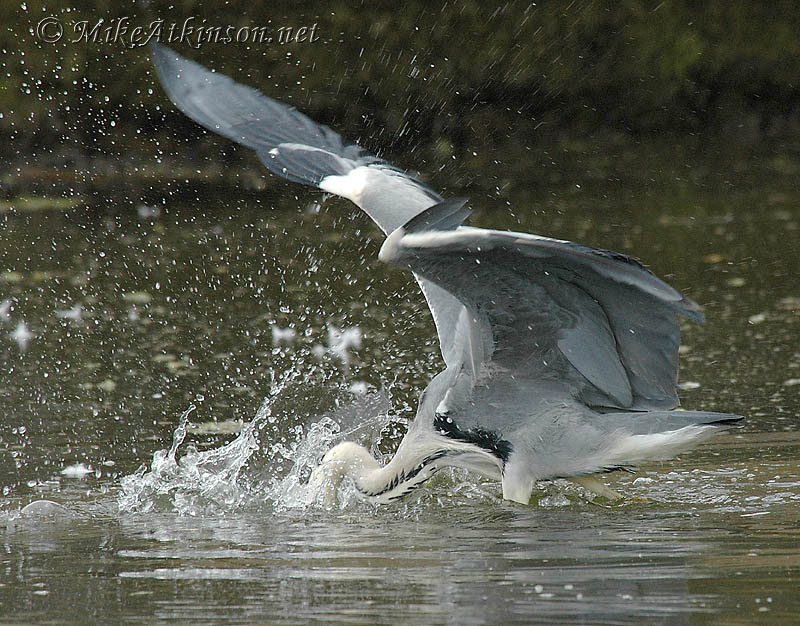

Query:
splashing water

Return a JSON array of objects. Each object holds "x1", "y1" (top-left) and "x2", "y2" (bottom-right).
[
  {"x1": 119, "y1": 402, "x2": 255, "y2": 515},
  {"x1": 117, "y1": 369, "x2": 394, "y2": 516}
]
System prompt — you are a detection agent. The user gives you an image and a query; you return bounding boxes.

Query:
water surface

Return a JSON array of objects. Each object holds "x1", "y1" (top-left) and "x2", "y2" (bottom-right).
[{"x1": 2, "y1": 138, "x2": 799, "y2": 623}]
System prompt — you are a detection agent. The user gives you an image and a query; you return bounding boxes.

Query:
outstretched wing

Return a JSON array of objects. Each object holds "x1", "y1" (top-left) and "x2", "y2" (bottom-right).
[
  {"x1": 380, "y1": 199, "x2": 703, "y2": 412},
  {"x1": 150, "y1": 43, "x2": 467, "y2": 364}
]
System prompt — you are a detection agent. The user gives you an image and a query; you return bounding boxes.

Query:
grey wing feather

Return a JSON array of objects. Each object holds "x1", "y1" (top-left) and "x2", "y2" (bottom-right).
[
  {"x1": 150, "y1": 43, "x2": 440, "y2": 221},
  {"x1": 555, "y1": 288, "x2": 633, "y2": 407},
  {"x1": 151, "y1": 44, "x2": 467, "y2": 367},
  {"x1": 381, "y1": 218, "x2": 701, "y2": 411},
  {"x1": 404, "y1": 198, "x2": 472, "y2": 233},
  {"x1": 151, "y1": 42, "x2": 368, "y2": 184}
]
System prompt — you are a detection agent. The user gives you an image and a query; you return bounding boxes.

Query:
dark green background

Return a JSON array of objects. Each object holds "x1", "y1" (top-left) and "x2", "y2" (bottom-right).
[{"x1": 4, "y1": 1, "x2": 800, "y2": 205}]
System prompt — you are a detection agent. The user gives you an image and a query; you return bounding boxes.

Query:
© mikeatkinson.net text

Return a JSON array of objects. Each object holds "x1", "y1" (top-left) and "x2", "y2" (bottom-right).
[{"x1": 35, "y1": 16, "x2": 320, "y2": 48}]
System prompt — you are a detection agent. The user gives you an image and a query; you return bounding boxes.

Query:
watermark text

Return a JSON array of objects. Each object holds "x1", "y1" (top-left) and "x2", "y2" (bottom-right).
[{"x1": 34, "y1": 16, "x2": 320, "y2": 48}]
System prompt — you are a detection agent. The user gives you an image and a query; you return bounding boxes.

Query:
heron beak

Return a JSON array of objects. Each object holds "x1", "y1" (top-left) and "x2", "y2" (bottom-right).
[{"x1": 307, "y1": 460, "x2": 344, "y2": 507}]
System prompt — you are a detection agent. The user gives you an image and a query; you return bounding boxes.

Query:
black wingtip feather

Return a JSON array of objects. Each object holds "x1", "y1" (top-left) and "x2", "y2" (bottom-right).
[
  {"x1": 404, "y1": 198, "x2": 471, "y2": 233},
  {"x1": 708, "y1": 415, "x2": 745, "y2": 427}
]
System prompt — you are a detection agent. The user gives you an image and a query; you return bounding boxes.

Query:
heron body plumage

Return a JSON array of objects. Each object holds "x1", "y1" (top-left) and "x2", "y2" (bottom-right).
[{"x1": 151, "y1": 44, "x2": 742, "y2": 505}]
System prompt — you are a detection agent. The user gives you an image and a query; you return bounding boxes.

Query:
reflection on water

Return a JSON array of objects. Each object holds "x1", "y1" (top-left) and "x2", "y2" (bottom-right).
[{"x1": 2, "y1": 138, "x2": 799, "y2": 623}]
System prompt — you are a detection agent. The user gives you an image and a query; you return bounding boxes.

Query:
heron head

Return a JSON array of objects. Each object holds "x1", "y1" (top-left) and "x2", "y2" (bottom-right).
[{"x1": 307, "y1": 441, "x2": 378, "y2": 506}]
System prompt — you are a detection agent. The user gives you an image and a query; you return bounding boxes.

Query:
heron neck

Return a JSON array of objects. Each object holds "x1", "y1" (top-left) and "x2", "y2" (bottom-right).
[{"x1": 346, "y1": 442, "x2": 445, "y2": 503}]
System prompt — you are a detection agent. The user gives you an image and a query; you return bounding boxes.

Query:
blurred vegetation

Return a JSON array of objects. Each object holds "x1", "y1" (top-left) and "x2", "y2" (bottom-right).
[{"x1": 2, "y1": 0, "x2": 800, "y2": 203}]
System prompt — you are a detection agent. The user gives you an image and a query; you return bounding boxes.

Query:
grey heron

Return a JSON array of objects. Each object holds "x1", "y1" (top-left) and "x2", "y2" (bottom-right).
[{"x1": 151, "y1": 44, "x2": 741, "y2": 505}]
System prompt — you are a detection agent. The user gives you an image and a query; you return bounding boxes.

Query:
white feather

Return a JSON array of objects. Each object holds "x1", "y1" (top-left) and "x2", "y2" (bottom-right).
[{"x1": 319, "y1": 166, "x2": 371, "y2": 203}]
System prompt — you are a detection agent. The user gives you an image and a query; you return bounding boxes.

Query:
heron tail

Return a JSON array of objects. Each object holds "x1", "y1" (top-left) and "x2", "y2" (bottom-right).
[
  {"x1": 582, "y1": 410, "x2": 743, "y2": 470},
  {"x1": 600, "y1": 410, "x2": 743, "y2": 436}
]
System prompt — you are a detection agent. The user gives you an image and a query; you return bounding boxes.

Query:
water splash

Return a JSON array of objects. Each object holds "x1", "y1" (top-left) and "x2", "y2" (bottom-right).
[
  {"x1": 117, "y1": 369, "x2": 394, "y2": 516},
  {"x1": 118, "y1": 403, "x2": 256, "y2": 515}
]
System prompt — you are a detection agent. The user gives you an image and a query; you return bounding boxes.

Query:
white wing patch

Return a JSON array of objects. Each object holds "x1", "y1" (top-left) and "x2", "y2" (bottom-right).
[
  {"x1": 400, "y1": 228, "x2": 500, "y2": 250},
  {"x1": 384, "y1": 227, "x2": 566, "y2": 256},
  {"x1": 319, "y1": 166, "x2": 371, "y2": 203},
  {"x1": 377, "y1": 226, "x2": 405, "y2": 263}
]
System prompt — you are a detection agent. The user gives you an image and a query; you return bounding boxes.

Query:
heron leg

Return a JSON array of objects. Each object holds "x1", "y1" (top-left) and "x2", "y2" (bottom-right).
[
  {"x1": 501, "y1": 462, "x2": 535, "y2": 504},
  {"x1": 569, "y1": 474, "x2": 624, "y2": 501}
]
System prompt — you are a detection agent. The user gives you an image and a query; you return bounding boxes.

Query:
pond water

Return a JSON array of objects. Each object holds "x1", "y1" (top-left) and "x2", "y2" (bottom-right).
[{"x1": 1, "y1": 137, "x2": 799, "y2": 623}]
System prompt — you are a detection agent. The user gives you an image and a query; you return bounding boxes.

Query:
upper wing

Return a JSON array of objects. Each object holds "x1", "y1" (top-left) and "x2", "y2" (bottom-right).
[
  {"x1": 380, "y1": 200, "x2": 703, "y2": 412},
  {"x1": 150, "y1": 43, "x2": 468, "y2": 364}
]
